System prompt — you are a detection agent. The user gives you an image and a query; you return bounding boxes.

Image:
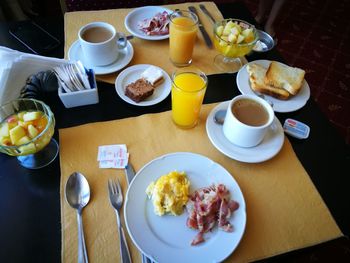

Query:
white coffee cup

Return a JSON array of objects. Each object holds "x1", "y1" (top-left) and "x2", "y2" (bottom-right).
[
  {"x1": 223, "y1": 94, "x2": 274, "y2": 147},
  {"x1": 78, "y1": 22, "x2": 127, "y2": 66}
]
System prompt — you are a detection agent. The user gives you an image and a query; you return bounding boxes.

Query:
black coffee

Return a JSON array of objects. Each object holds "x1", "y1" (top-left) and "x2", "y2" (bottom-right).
[
  {"x1": 82, "y1": 27, "x2": 113, "y2": 43},
  {"x1": 232, "y1": 98, "x2": 269, "y2": 126}
]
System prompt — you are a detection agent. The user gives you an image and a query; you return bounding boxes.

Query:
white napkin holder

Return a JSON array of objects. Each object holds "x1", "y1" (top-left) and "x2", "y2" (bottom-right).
[{"x1": 58, "y1": 68, "x2": 99, "y2": 108}]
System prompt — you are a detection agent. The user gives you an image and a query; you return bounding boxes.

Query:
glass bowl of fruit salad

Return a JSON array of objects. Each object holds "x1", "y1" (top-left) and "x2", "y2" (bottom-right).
[
  {"x1": 213, "y1": 19, "x2": 258, "y2": 73},
  {"x1": 0, "y1": 98, "x2": 58, "y2": 169}
]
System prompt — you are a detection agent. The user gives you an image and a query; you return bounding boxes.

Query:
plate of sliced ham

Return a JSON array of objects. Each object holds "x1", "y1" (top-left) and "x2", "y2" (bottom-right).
[
  {"x1": 125, "y1": 6, "x2": 172, "y2": 40},
  {"x1": 124, "y1": 152, "x2": 246, "y2": 263}
]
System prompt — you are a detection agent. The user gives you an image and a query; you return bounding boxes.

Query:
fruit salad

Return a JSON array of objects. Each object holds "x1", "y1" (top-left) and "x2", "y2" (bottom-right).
[
  {"x1": 213, "y1": 19, "x2": 257, "y2": 58},
  {"x1": 0, "y1": 110, "x2": 52, "y2": 155}
]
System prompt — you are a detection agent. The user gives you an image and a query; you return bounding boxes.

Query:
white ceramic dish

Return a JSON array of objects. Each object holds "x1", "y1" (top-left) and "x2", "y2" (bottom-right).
[
  {"x1": 236, "y1": 60, "x2": 310, "y2": 113},
  {"x1": 124, "y1": 6, "x2": 172, "y2": 40},
  {"x1": 206, "y1": 101, "x2": 285, "y2": 163},
  {"x1": 124, "y1": 152, "x2": 246, "y2": 263},
  {"x1": 68, "y1": 40, "x2": 134, "y2": 75},
  {"x1": 115, "y1": 64, "x2": 171, "y2": 106}
]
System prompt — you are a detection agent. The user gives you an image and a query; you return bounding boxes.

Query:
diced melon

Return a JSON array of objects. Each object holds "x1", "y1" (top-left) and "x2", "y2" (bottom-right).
[
  {"x1": 242, "y1": 28, "x2": 254, "y2": 43},
  {"x1": 16, "y1": 135, "x2": 31, "y2": 146},
  {"x1": 19, "y1": 143, "x2": 36, "y2": 155},
  {"x1": 228, "y1": 33, "x2": 237, "y2": 43},
  {"x1": 0, "y1": 122, "x2": 9, "y2": 137},
  {"x1": 237, "y1": 34, "x2": 245, "y2": 44},
  {"x1": 17, "y1": 112, "x2": 25, "y2": 121},
  {"x1": 223, "y1": 21, "x2": 235, "y2": 35},
  {"x1": 23, "y1": 111, "x2": 42, "y2": 122},
  {"x1": 216, "y1": 25, "x2": 224, "y2": 36},
  {"x1": 9, "y1": 125, "x2": 26, "y2": 145},
  {"x1": 28, "y1": 124, "x2": 39, "y2": 139}
]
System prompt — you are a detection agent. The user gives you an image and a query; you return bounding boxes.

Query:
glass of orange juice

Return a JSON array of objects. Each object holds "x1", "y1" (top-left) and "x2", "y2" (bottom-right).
[
  {"x1": 169, "y1": 10, "x2": 198, "y2": 67},
  {"x1": 171, "y1": 68, "x2": 208, "y2": 129}
]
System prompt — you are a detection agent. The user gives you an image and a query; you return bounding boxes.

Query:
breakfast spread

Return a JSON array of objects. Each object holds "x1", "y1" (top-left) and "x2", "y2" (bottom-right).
[
  {"x1": 146, "y1": 171, "x2": 190, "y2": 216},
  {"x1": 247, "y1": 61, "x2": 305, "y2": 100},
  {"x1": 186, "y1": 184, "x2": 239, "y2": 245},
  {"x1": 125, "y1": 66, "x2": 164, "y2": 102},
  {"x1": 138, "y1": 11, "x2": 169, "y2": 36},
  {"x1": 0, "y1": 110, "x2": 49, "y2": 154}
]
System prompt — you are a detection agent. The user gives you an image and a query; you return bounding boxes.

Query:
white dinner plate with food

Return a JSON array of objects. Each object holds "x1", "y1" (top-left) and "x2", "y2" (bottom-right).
[
  {"x1": 206, "y1": 101, "x2": 285, "y2": 163},
  {"x1": 115, "y1": 64, "x2": 171, "y2": 106},
  {"x1": 68, "y1": 40, "x2": 134, "y2": 75},
  {"x1": 125, "y1": 6, "x2": 172, "y2": 40},
  {"x1": 236, "y1": 59, "x2": 311, "y2": 113},
  {"x1": 124, "y1": 152, "x2": 246, "y2": 263}
]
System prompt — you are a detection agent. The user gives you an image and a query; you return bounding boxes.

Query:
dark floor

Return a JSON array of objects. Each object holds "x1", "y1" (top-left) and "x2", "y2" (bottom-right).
[{"x1": 244, "y1": 0, "x2": 350, "y2": 144}]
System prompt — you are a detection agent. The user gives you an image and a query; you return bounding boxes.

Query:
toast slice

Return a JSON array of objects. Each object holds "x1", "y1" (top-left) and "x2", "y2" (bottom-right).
[
  {"x1": 247, "y1": 63, "x2": 290, "y2": 100},
  {"x1": 264, "y1": 61, "x2": 305, "y2": 95}
]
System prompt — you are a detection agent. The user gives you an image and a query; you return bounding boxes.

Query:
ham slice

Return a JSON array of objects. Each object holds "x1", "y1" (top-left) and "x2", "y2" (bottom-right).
[
  {"x1": 138, "y1": 11, "x2": 169, "y2": 36},
  {"x1": 186, "y1": 184, "x2": 239, "y2": 245}
]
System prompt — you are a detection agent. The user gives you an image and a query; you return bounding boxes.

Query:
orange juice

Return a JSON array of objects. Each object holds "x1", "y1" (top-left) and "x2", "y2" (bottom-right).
[
  {"x1": 172, "y1": 70, "x2": 207, "y2": 128},
  {"x1": 169, "y1": 12, "x2": 198, "y2": 66}
]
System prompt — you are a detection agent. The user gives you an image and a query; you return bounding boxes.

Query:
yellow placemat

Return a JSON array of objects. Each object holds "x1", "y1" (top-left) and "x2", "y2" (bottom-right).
[
  {"x1": 59, "y1": 102, "x2": 342, "y2": 263},
  {"x1": 64, "y1": 2, "x2": 246, "y2": 84}
]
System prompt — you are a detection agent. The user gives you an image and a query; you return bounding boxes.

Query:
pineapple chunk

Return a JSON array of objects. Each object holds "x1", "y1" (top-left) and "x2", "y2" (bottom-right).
[
  {"x1": 16, "y1": 135, "x2": 31, "y2": 146},
  {"x1": 23, "y1": 111, "x2": 42, "y2": 122},
  {"x1": 28, "y1": 124, "x2": 39, "y2": 139},
  {"x1": 230, "y1": 27, "x2": 240, "y2": 36},
  {"x1": 0, "y1": 122, "x2": 9, "y2": 137},
  {"x1": 9, "y1": 125, "x2": 26, "y2": 145},
  {"x1": 17, "y1": 111, "x2": 25, "y2": 121}
]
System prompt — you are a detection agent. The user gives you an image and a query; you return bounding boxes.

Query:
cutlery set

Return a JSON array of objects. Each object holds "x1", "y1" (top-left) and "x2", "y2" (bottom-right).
[
  {"x1": 65, "y1": 165, "x2": 154, "y2": 263},
  {"x1": 188, "y1": 5, "x2": 213, "y2": 48}
]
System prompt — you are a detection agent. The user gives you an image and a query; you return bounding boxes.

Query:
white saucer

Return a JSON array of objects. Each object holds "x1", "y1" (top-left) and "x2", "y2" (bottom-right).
[
  {"x1": 115, "y1": 64, "x2": 171, "y2": 106},
  {"x1": 236, "y1": 60, "x2": 311, "y2": 113},
  {"x1": 68, "y1": 40, "x2": 134, "y2": 75},
  {"x1": 206, "y1": 101, "x2": 285, "y2": 163}
]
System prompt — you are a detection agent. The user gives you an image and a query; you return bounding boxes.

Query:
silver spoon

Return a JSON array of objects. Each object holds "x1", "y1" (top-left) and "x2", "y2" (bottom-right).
[
  {"x1": 65, "y1": 172, "x2": 90, "y2": 263},
  {"x1": 214, "y1": 109, "x2": 226, "y2": 125}
]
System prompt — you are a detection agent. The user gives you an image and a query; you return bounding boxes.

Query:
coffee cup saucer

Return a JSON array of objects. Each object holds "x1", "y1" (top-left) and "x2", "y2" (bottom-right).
[
  {"x1": 68, "y1": 40, "x2": 134, "y2": 75},
  {"x1": 206, "y1": 101, "x2": 285, "y2": 163}
]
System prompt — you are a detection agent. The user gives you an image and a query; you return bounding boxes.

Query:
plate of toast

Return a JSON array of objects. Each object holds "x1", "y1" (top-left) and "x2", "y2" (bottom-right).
[
  {"x1": 115, "y1": 64, "x2": 171, "y2": 106},
  {"x1": 236, "y1": 60, "x2": 310, "y2": 113}
]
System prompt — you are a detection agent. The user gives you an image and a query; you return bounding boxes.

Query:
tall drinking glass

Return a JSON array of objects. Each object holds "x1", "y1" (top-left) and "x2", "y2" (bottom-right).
[
  {"x1": 169, "y1": 10, "x2": 198, "y2": 67},
  {"x1": 171, "y1": 68, "x2": 208, "y2": 129}
]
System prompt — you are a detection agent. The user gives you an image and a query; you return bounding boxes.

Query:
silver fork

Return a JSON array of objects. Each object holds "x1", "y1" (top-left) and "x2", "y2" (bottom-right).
[{"x1": 108, "y1": 178, "x2": 132, "y2": 263}]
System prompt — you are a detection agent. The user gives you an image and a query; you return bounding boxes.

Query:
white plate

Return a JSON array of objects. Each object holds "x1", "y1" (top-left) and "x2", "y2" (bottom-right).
[
  {"x1": 206, "y1": 101, "x2": 284, "y2": 163},
  {"x1": 125, "y1": 6, "x2": 172, "y2": 40},
  {"x1": 68, "y1": 40, "x2": 134, "y2": 75},
  {"x1": 125, "y1": 152, "x2": 246, "y2": 263},
  {"x1": 115, "y1": 64, "x2": 171, "y2": 106},
  {"x1": 236, "y1": 60, "x2": 311, "y2": 113}
]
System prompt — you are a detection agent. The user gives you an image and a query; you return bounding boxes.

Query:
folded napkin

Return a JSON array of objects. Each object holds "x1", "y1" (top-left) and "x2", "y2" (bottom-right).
[
  {"x1": 64, "y1": 1, "x2": 247, "y2": 84},
  {"x1": 0, "y1": 46, "x2": 68, "y2": 104},
  {"x1": 59, "y1": 102, "x2": 342, "y2": 263}
]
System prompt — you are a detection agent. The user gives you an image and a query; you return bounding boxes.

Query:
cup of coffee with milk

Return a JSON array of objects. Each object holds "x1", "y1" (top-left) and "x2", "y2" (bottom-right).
[
  {"x1": 78, "y1": 22, "x2": 127, "y2": 66},
  {"x1": 223, "y1": 94, "x2": 274, "y2": 147}
]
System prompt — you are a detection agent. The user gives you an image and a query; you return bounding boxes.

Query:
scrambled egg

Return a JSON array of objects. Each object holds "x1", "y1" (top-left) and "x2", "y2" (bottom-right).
[{"x1": 146, "y1": 171, "x2": 190, "y2": 216}]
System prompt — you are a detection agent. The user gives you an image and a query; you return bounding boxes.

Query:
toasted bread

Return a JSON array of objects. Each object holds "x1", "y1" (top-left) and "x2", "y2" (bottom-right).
[
  {"x1": 264, "y1": 61, "x2": 305, "y2": 95},
  {"x1": 247, "y1": 63, "x2": 290, "y2": 100}
]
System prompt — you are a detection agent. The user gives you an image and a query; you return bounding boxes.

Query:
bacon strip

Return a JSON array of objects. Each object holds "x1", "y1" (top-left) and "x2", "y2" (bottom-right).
[{"x1": 186, "y1": 184, "x2": 239, "y2": 245}]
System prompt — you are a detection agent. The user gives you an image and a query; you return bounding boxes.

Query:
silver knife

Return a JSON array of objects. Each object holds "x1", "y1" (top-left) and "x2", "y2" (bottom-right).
[
  {"x1": 199, "y1": 4, "x2": 216, "y2": 24},
  {"x1": 124, "y1": 164, "x2": 154, "y2": 263},
  {"x1": 188, "y1": 6, "x2": 213, "y2": 48}
]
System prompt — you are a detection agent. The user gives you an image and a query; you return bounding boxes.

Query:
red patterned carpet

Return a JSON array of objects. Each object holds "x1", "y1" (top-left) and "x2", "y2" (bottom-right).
[{"x1": 244, "y1": 0, "x2": 350, "y2": 144}]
